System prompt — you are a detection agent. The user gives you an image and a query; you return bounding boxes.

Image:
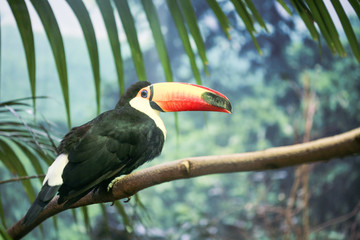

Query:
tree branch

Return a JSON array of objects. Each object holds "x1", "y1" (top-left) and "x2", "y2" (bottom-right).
[
  {"x1": 0, "y1": 175, "x2": 45, "y2": 185},
  {"x1": 7, "y1": 127, "x2": 360, "y2": 239}
]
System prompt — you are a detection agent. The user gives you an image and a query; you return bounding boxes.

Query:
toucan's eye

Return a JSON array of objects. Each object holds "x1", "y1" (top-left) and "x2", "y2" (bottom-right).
[{"x1": 141, "y1": 90, "x2": 148, "y2": 98}]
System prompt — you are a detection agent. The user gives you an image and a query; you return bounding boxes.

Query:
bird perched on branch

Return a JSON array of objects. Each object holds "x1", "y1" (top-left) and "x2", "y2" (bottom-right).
[{"x1": 23, "y1": 81, "x2": 232, "y2": 226}]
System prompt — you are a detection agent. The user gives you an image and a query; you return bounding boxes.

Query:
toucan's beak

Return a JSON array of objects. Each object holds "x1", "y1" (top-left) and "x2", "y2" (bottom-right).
[{"x1": 149, "y1": 82, "x2": 232, "y2": 113}]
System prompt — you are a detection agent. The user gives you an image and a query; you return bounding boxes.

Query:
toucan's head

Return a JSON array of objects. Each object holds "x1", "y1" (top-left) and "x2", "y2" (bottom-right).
[{"x1": 117, "y1": 81, "x2": 232, "y2": 114}]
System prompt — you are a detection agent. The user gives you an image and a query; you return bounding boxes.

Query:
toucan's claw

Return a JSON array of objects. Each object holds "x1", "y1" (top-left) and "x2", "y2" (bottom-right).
[
  {"x1": 107, "y1": 176, "x2": 125, "y2": 192},
  {"x1": 123, "y1": 196, "x2": 131, "y2": 203}
]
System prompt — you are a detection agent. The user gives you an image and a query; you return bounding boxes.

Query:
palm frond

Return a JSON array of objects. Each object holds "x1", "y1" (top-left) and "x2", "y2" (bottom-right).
[
  {"x1": 66, "y1": 0, "x2": 101, "y2": 115},
  {"x1": 0, "y1": 98, "x2": 58, "y2": 227},
  {"x1": 96, "y1": 0, "x2": 125, "y2": 94},
  {"x1": 4, "y1": 0, "x2": 360, "y2": 127},
  {"x1": 29, "y1": 0, "x2": 71, "y2": 128}
]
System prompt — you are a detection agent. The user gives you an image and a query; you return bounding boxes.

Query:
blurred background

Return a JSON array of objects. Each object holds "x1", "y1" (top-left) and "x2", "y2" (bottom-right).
[{"x1": 1, "y1": 0, "x2": 360, "y2": 239}]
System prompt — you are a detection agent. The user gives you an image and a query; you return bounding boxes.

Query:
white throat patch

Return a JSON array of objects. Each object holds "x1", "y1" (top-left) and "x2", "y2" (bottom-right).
[{"x1": 129, "y1": 97, "x2": 167, "y2": 139}]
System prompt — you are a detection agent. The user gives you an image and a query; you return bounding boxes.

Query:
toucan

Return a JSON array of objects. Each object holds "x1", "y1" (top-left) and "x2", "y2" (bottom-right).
[{"x1": 23, "y1": 81, "x2": 232, "y2": 226}]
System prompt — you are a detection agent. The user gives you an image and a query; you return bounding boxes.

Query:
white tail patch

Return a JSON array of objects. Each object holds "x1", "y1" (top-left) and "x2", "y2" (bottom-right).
[{"x1": 43, "y1": 154, "x2": 69, "y2": 186}]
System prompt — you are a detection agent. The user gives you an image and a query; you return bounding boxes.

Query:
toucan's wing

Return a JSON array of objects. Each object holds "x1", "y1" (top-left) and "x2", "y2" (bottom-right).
[{"x1": 58, "y1": 108, "x2": 164, "y2": 205}]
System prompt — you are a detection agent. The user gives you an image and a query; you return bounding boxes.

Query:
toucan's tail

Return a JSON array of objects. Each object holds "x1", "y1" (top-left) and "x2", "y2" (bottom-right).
[{"x1": 22, "y1": 182, "x2": 60, "y2": 226}]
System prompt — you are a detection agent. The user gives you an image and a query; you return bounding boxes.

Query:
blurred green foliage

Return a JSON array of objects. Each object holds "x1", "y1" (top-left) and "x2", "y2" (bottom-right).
[{"x1": 1, "y1": 1, "x2": 360, "y2": 239}]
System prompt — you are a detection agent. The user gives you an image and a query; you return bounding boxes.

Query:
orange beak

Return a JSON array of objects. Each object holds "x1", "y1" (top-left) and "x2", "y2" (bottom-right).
[{"x1": 146, "y1": 82, "x2": 232, "y2": 113}]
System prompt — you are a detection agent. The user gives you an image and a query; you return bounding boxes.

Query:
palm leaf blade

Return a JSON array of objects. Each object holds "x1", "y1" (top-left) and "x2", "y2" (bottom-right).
[
  {"x1": 206, "y1": 0, "x2": 231, "y2": 39},
  {"x1": 330, "y1": 0, "x2": 360, "y2": 62},
  {"x1": 313, "y1": 0, "x2": 345, "y2": 56},
  {"x1": 142, "y1": 0, "x2": 173, "y2": 82},
  {"x1": 29, "y1": 0, "x2": 71, "y2": 128},
  {"x1": 96, "y1": 0, "x2": 124, "y2": 94},
  {"x1": 178, "y1": 0, "x2": 209, "y2": 75},
  {"x1": 290, "y1": 0, "x2": 319, "y2": 41},
  {"x1": 0, "y1": 192, "x2": 6, "y2": 228},
  {"x1": 166, "y1": 0, "x2": 202, "y2": 84},
  {"x1": 15, "y1": 141, "x2": 45, "y2": 184},
  {"x1": 230, "y1": 0, "x2": 262, "y2": 54},
  {"x1": 244, "y1": 0, "x2": 269, "y2": 32},
  {"x1": 66, "y1": 0, "x2": 101, "y2": 114},
  {"x1": 7, "y1": 0, "x2": 36, "y2": 111},
  {"x1": 348, "y1": 0, "x2": 360, "y2": 20},
  {"x1": 0, "y1": 136, "x2": 36, "y2": 202},
  {"x1": 114, "y1": 201, "x2": 133, "y2": 232},
  {"x1": 113, "y1": 0, "x2": 146, "y2": 82},
  {"x1": 81, "y1": 206, "x2": 92, "y2": 233},
  {"x1": 276, "y1": 0, "x2": 293, "y2": 16}
]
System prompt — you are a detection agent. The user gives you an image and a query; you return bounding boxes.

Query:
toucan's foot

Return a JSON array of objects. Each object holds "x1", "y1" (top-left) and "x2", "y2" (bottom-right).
[
  {"x1": 107, "y1": 176, "x2": 124, "y2": 192},
  {"x1": 124, "y1": 196, "x2": 131, "y2": 203}
]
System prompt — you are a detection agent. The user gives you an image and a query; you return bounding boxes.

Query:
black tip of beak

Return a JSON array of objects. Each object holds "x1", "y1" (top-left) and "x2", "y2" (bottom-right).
[{"x1": 202, "y1": 92, "x2": 232, "y2": 113}]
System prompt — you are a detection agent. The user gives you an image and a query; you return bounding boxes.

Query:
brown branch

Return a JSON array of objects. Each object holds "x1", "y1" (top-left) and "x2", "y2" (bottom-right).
[
  {"x1": 7, "y1": 127, "x2": 360, "y2": 239},
  {"x1": 311, "y1": 201, "x2": 360, "y2": 233},
  {"x1": 0, "y1": 175, "x2": 45, "y2": 185}
]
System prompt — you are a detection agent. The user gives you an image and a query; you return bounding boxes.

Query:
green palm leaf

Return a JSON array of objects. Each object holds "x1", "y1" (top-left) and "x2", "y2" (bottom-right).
[
  {"x1": 178, "y1": 0, "x2": 209, "y2": 75},
  {"x1": 206, "y1": 0, "x2": 231, "y2": 39},
  {"x1": 114, "y1": 201, "x2": 133, "y2": 232},
  {"x1": 276, "y1": 0, "x2": 292, "y2": 16},
  {"x1": 81, "y1": 206, "x2": 92, "y2": 233},
  {"x1": 29, "y1": 0, "x2": 71, "y2": 128},
  {"x1": 7, "y1": 0, "x2": 36, "y2": 112},
  {"x1": 0, "y1": 136, "x2": 36, "y2": 202},
  {"x1": 0, "y1": 98, "x2": 58, "y2": 225},
  {"x1": 66, "y1": 0, "x2": 101, "y2": 114},
  {"x1": 113, "y1": 0, "x2": 146, "y2": 82},
  {"x1": 290, "y1": 0, "x2": 319, "y2": 41},
  {"x1": 142, "y1": 0, "x2": 174, "y2": 82},
  {"x1": 0, "y1": 192, "x2": 6, "y2": 228},
  {"x1": 167, "y1": 0, "x2": 202, "y2": 84},
  {"x1": 244, "y1": 0, "x2": 269, "y2": 32},
  {"x1": 230, "y1": 0, "x2": 262, "y2": 54},
  {"x1": 96, "y1": 0, "x2": 125, "y2": 94},
  {"x1": 0, "y1": 224, "x2": 11, "y2": 240},
  {"x1": 330, "y1": 0, "x2": 360, "y2": 62}
]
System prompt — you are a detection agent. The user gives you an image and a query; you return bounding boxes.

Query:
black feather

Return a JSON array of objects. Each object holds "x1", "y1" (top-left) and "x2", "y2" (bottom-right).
[{"x1": 22, "y1": 182, "x2": 60, "y2": 226}]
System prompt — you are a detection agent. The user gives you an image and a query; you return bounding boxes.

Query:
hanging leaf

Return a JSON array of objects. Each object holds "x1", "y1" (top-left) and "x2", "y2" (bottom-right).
[
  {"x1": 244, "y1": 0, "x2": 269, "y2": 32},
  {"x1": 7, "y1": 0, "x2": 36, "y2": 112},
  {"x1": 276, "y1": 0, "x2": 293, "y2": 16},
  {"x1": 66, "y1": 0, "x2": 101, "y2": 114},
  {"x1": 113, "y1": 0, "x2": 146, "y2": 82},
  {"x1": 81, "y1": 206, "x2": 92, "y2": 234},
  {"x1": 0, "y1": 136, "x2": 36, "y2": 202},
  {"x1": 114, "y1": 201, "x2": 133, "y2": 233},
  {"x1": 0, "y1": 224, "x2": 11, "y2": 240},
  {"x1": 290, "y1": 0, "x2": 319, "y2": 41},
  {"x1": 166, "y1": 0, "x2": 202, "y2": 84},
  {"x1": 15, "y1": 141, "x2": 45, "y2": 183},
  {"x1": 0, "y1": 192, "x2": 6, "y2": 228},
  {"x1": 52, "y1": 215, "x2": 58, "y2": 233},
  {"x1": 99, "y1": 204, "x2": 110, "y2": 234},
  {"x1": 313, "y1": 0, "x2": 345, "y2": 56},
  {"x1": 304, "y1": 0, "x2": 342, "y2": 55},
  {"x1": 206, "y1": 0, "x2": 231, "y2": 39},
  {"x1": 348, "y1": 0, "x2": 360, "y2": 20},
  {"x1": 230, "y1": 0, "x2": 262, "y2": 54},
  {"x1": 330, "y1": 0, "x2": 360, "y2": 62},
  {"x1": 178, "y1": 0, "x2": 209, "y2": 75},
  {"x1": 96, "y1": 0, "x2": 124, "y2": 94},
  {"x1": 142, "y1": 0, "x2": 173, "y2": 82},
  {"x1": 29, "y1": 0, "x2": 71, "y2": 128}
]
